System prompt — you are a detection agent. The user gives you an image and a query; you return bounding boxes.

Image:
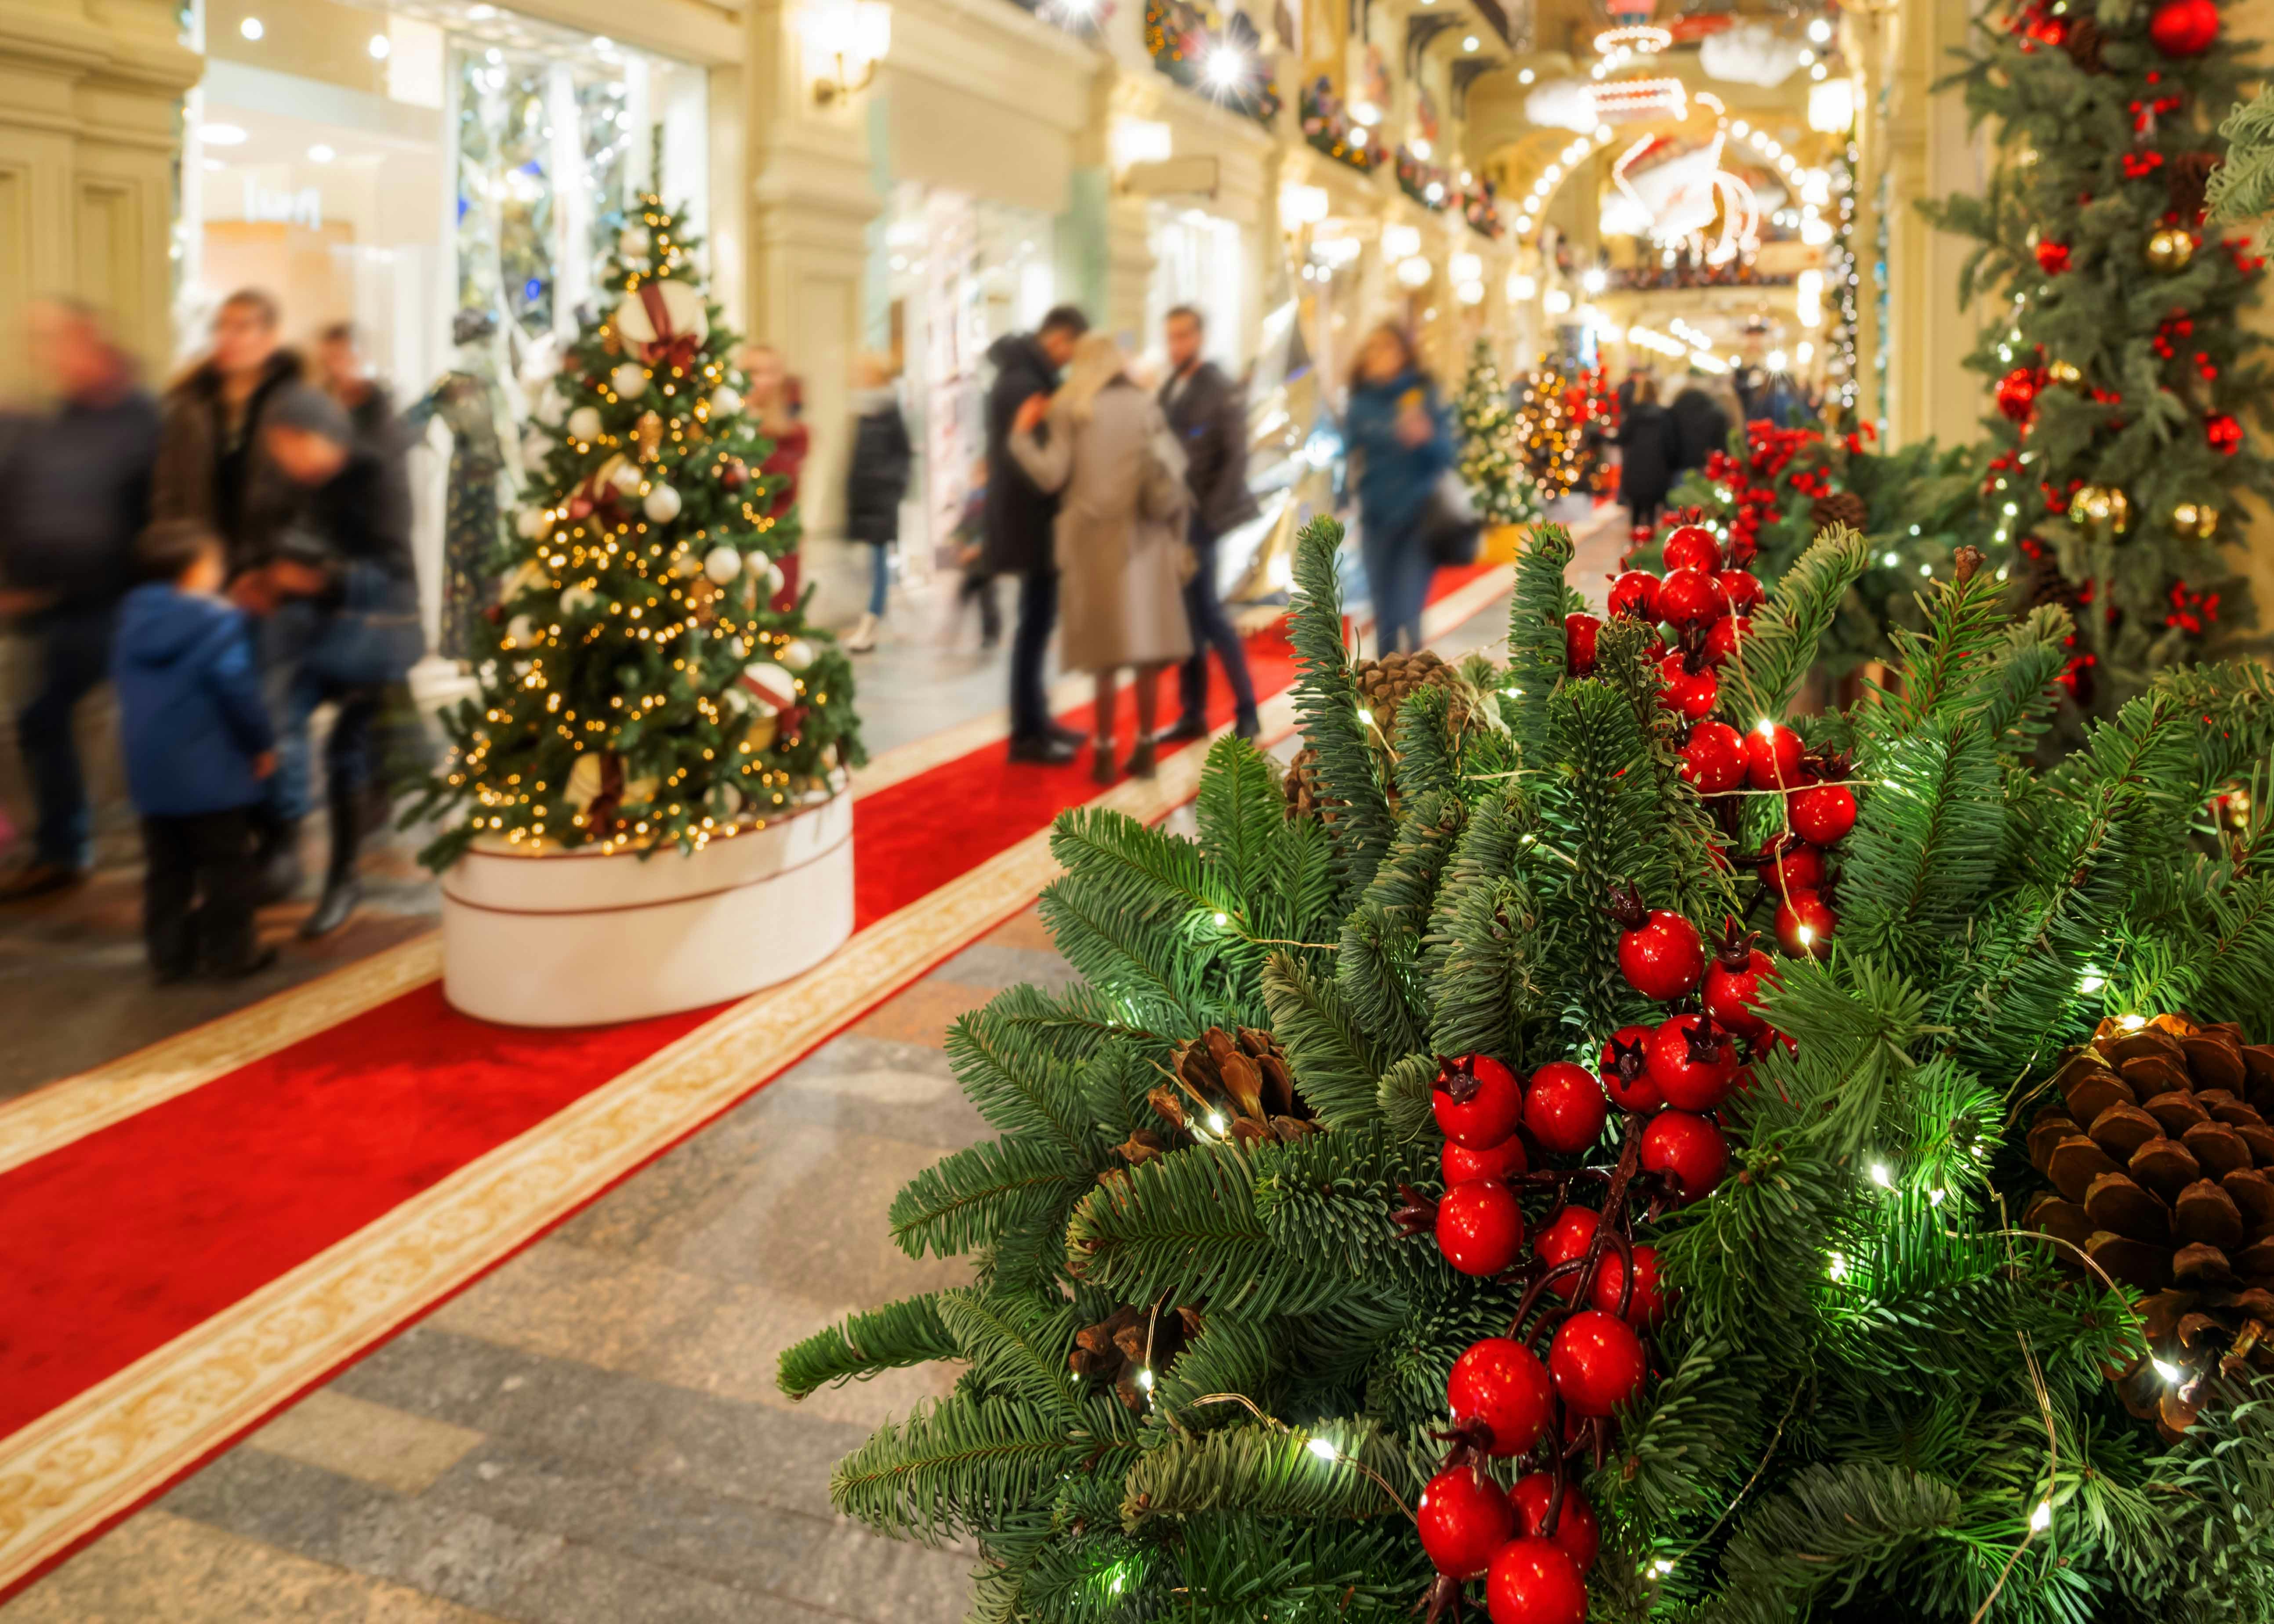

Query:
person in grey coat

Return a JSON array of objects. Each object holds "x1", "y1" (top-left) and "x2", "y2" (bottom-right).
[
  {"x1": 1155, "y1": 306, "x2": 1261, "y2": 744},
  {"x1": 1009, "y1": 333, "x2": 1194, "y2": 787}
]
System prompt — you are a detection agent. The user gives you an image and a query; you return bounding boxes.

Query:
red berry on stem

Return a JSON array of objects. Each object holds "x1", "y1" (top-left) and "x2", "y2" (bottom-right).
[
  {"x1": 1511, "y1": 1474, "x2": 1602, "y2": 1572},
  {"x1": 1525, "y1": 1062, "x2": 1609, "y2": 1155},
  {"x1": 1641, "y1": 1110, "x2": 1729, "y2": 1204},
  {"x1": 1775, "y1": 890, "x2": 1838, "y2": 959},
  {"x1": 1607, "y1": 570, "x2": 1660, "y2": 622},
  {"x1": 1657, "y1": 654, "x2": 1719, "y2": 722},
  {"x1": 1438, "y1": 1180, "x2": 1526, "y2": 1276},
  {"x1": 1647, "y1": 1013, "x2": 1739, "y2": 1110},
  {"x1": 1433, "y1": 1054, "x2": 1524, "y2": 1148},
  {"x1": 1448, "y1": 1337, "x2": 1554, "y2": 1457},
  {"x1": 1679, "y1": 720, "x2": 1745, "y2": 794},
  {"x1": 1549, "y1": 1309, "x2": 1648, "y2": 1416},
  {"x1": 1487, "y1": 1538, "x2": 1589, "y2": 1624},
  {"x1": 1588, "y1": 1241, "x2": 1669, "y2": 1329},
  {"x1": 1444, "y1": 1135, "x2": 1528, "y2": 1185},
  {"x1": 1661, "y1": 523, "x2": 1723, "y2": 574},
  {"x1": 1534, "y1": 1205, "x2": 1602, "y2": 1301},
  {"x1": 1717, "y1": 568, "x2": 1764, "y2": 616},
  {"x1": 1756, "y1": 833, "x2": 1824, "y2": 898},
  {"x1": 1743, "y1": 721, "x2": 1805, "y2": 791},
  {"x1": 1418, "y1": 1467, "x2": 1516, "y2": 1579},
  {"x1": 1789, "y1": 781, "x2": 1857, "y2": 845},
  {"x1": 1599, "y1": 1024, "x2": 1661, "y2": 1111},
  {"x1": 1565, "y1": 612, "x2": 1601, "y2": 676},
  {"x1": 1703, "y1": 613, "x2": 1753, "y2": 668},
  {"x1": 1609, "y1": 886, "x2": 1705, "y2": 1000},
  {"x1": 1703, "y1": 924, "x2": 1776, "y2": 1039},
  {"x1": 1656, "y1": 567, "x2": 1725, "y2": 628}
]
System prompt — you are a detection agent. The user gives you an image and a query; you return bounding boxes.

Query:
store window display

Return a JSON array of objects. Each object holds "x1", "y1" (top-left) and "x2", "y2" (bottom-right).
[{"x1": 404, "y1": 308, "x2": 513, "y2": 661}]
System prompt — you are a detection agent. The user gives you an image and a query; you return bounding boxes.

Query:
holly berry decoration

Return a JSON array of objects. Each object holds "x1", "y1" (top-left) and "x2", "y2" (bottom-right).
[
  {"x1": 1565, "y1": 612, "x2": 1600, "y2": 677},
  {"x1": 1995, "y1": 365, "x2": 2042, "y2": 424},
  {"x1": 1656, "y1": 567, "x2": 1725, "y2": 628},
  {"x1": 1703, "y1": 921, "x2": 1776, "y2": 1038},
  {"x1": 1661, "y1": 522, "x2": 1723, "y2": 574},
  {"x1": 1756, "y1": 831, "x2": 1824, "y2": 897},
  {"x1": 1717, "y1": 568, "x2": 1764, "y2": 617},
  {"x1": 1607, "y1": 569, "x2": 1660, "y2": 622},
  {"x1": 2208, "y1": 413, "x2": 2244, "y2": 456},
  {"x1": 1679, "y1": 720, "x2": 1745, "y2": 795},
  {"x1": 1657, "y1": 652, "x2": 1719, "y2": 722},
  {"x1": 1447, "y1": 1336, "x2": 1555, "y2": 1457},
  {"x1": 2035, "y1": 239, "x2": 2072, "y2": 275},
  {"x1": 1525, "y1": 1062, "x2": 1609, "y2": 1155},
  {"x1": 1743, "y1": 721, "x2": 1806, "y2": 791},
  {"x1": 1599, "y1": 1025, "x2": 1663, "y2": 1111},
  {"x1": 1775, "y1": 888, "x2": 1839, "y2": 959},
  {"x1": 1640, "y1": 1109, "x2": 1730, "y2": 1204},
  {"x1": 1548, "y1": 1308, "x2": 1648, "y2": 1416},
  {"x1": 1703, "y1": 613, "x2": 1753, "y2": 668},
  {"x1": 1487, "y1": 1538, "x2": 1589, "y2": 1624},
  {"x1": 1438, "y1": 1179, "x2": 1527, "y2": 1276},
  {"x1": 1534, "y1": 1204, "x2": 1602, "y2": 1301},
  {"x1": 1433, "y1": 1053, "x2": 1524, "y2": 1148},
  {"x1": 2149, "y1": 0, "x2": 2219, "y2": 55},
  {"x1": 1588, "y1": 1241, "x2": 1669, "y2": 1329},
  {"x1": 1418, "y1": 1466, "x2": 1516, "y2": 1578},
  {"x1": 1445, "y1": 1134, "x2": 1528, "y2": 1185},
  {"x1": 1647, "y1": 1012, "x2": 1740, "y2": 1111},
  {"x1": 1608, "y1": 883, "x2": 1705, "y2": 1000},
  {"x1": 1789, "y1": 780, "x2": 1857, "y2": 845},
  {"x1": 1509, "y1": 1475, "x2": 1601, "y2": 1573}
]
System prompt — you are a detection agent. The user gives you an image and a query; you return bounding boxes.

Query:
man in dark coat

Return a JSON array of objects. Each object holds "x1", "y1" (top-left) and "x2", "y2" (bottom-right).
[
  {"x1": 1155, "y1": 306, "x2": 1260, "y2": 743},
  {"x1": 986, "y1": 304, "x2": 1089, "y2": 765},
  {"x1": 152, "y1": 288, "x2": 304, "y2": 580},
  {"x1": 0, "y1": 298, "x2": 163, "y2": 898},
  {"x1": 1614, "y1": 377, "x2": 1679, "y2": 533},
  {"x1": 1667, "y1": 371, "x2": 1731, "y2": 476}
]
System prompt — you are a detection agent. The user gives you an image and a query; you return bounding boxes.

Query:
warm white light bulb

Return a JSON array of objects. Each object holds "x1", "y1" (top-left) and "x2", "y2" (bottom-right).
[
  {"x1": 2029, "y1": 1500, "x2": 2052, "y2": 1533},
  {"x1": 1306, "y1": 1438, "x2": 1338, "y2": 1461}
]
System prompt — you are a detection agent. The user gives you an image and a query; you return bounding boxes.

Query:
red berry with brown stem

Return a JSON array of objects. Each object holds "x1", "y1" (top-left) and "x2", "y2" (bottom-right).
[
  {"x1": 1565, "y1": 612, "x2": 1600, "y2": 676},
  {"x1": 1418, "y1": 1466, "x2": 1516, "y2": 1578},
  {"x1": 1534, "y1": 1205, "x2": 1602, "y2": 1301},
  {"x1": 1640, "y1": 1110, "x2": 1729, "y2": 1204},
  {"x1": 1702, "y1": 921, "x2": 1776, "y2": 1038},
  {"x1": 1658, "y1": 653, "x2": 1719, "y2": 721},
  {"x1": 1607, "y1": 569, "x2": 1660, "y2": 622},
  {"x1": 1510, "y1": 1474, "x2": 1602, "y2": 1571},
  {"x1": 1437, "y1": 1180, "x2": 1526, "y2": 1276},
  {"x1": 1487, "y1": 1539, "x2": 1589, "y2": 1624},
  {"x1": 1607, "y1": 883, "x2": 1705, "y2": 1000},
  {"x1": 1755, "y1": 832, "x2": 1824, "y2": 898},
  {"x1": 1775, "y1": 889, "x2": 1838, "y2": 959},
  {"x1": 1789, "y1": 780, "x2": 1857, "y2": 845},
  {"x1": 1657, "y1": 567, "x2": 1725, "y2": 628},
  {"x1": 1647, "y1": 1013, "x2": 1740, "y2": 1110},
  {"x1": 1599, "y1": 1025, "x2": 1661, "y2": 1111},
  {"x1": 1703, "y1": 612, "x2": 1753, "y2": 668},
  {"x1": 1679, "y1": 719, "x2": 1745, "y2": 794},
  {"x1": 1718, "y1": 567, "x2": 1764, "y2": 616},
  {"x1": 1443, "y1": 1135, "x2": 1527, "y2": 1185},
  {"x1": 1661, "y1": 522, "x2": 1723, "y2": 574},
  {"x1": 1447, "y1": 1336, "x2": 1554, "y2": 1457},
  {"x1": 1588, "y1": 1241, "x2": 1670, "y2": 1329},
  {"x1": 1432, "y1": 1054, "x2": 1523, "y2": 1148},
  {"x1": 1525, "y1": 1062, "x2": 1609, "y2": 1155},
  {"x1": 1743, "y1": 721, "x2": 1805, "y2": 790},
  {"x1": 1549, "y1": 1309, "x2": 1648, "y2": 1416}
]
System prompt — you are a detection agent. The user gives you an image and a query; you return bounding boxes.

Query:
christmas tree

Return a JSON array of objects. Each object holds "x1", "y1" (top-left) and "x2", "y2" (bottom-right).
[
  {"x1": 780, "y1": 513, "x2": 2274, "y2": 1621},
  {"x1": 1515, "y1": 361, "x2": 1589, "y2": 500},
  {"x1": 1458, "y1": 340, "x2": 1540, "y2": 525},
  {"x1": 411, "y1": 196, "x2": 862, "y2": 866},
  {"x1": 1924, "y1": 0, "x2": 2274, "y2": 714}
]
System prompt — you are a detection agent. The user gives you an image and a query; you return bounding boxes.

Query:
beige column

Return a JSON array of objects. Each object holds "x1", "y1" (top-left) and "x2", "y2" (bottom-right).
[
  {"x1": 0, "y1": 0, "x2": 198, "y2": 390},
  {"x1": 1883, "y1": 0, "x2": 1980, "y2": 447},
  {"x1": 741, "y1": 0, "x2": 882, "y2": 539}
]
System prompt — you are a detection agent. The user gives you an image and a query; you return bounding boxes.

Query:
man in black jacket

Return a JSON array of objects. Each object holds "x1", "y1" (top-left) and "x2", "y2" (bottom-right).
[
  {"x1": 985, "y1": 305, "x2": 1088, "y2": 765},
  {"x1": 0, "y1": 298, "x2": 162, "y2": 899},
  {"x1": 1155, "y1": 306, "x2": 1260, "y2": 743},
  {"x1": 1667, "y1": 370, "x2": 1731, "y2": 477}
]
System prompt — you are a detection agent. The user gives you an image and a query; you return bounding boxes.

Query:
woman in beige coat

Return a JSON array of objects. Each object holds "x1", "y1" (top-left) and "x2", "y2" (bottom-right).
[{"x1": 1010, "y1": 332, "x2": 1195, "y2": 783}]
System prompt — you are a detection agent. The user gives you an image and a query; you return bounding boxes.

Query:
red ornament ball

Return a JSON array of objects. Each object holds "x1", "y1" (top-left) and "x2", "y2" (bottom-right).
[
  {"x1": 1717, "y1": 569, "x2": 1764, "y2": 616},
  {"x1": 1656, "y1": 567, "x2": 1725, "y2": 628},
  {"x1": 2150, "y1": 0, "x2": 2220, "y2": 55},
  {"x1": 1599, "y1": 1025, "x2": 1662, "y2": 1112},
  {"x1": 1433, "y1": 1054, "x2": 1525, "y2": 1149},
  {"x1": 568, "y1": 495, "x2": 595, "y2": 520},
  {"x1": 1995, "y1": 366, "x2": 2042, "y2": 424},
  {"x1": 1487, "y1": 1538, "x2": 1590, "y2": 1624},
  {"x1": 1640, "y1": 1110, "x2": 1730, "y2": 1204},
  {"x1": 1607, "y1": 570, "x2": 1661, "y2": 622},
  {"x1": 1418, "y1": 1467, "x2": 1516, "y2": 1579},
  {"x1": 1549, "y1": 1309, "x2": 1648, "y2": 1417},
  {"x1": 2208, "y1": 412, "x2": 2245, "y2": 455},
  {"x1": 1510, "y1": 1475, "x2": 1602, "y2": 1573},
  {"x1": 1680, "y1": 720, "x2": 1746, "y2": 795},
  {"x1": 1646, "y1": 1013, "x2": 1739, "y2": 1111},
  {"x1": 720, "y1": 457, "x2": 749, "y2": 489},
  {"x1": 1615, "y1": 905, "x2": 1705, "y2": 1001},
  {"x1": 1775, "y1": 889, "x2": 1839, "y2": 959},
  {"x1": 1743, "y1": 722, "x2": 1805, "y2": 791},
  {"x1": 2034, "y1": 239, "x2": 2072, "y2": 276},
  {"x1": 1445, "y1": 1135, "x2": 1528, "y2": 1186},
  {"x1": 1588, "y1": 1241, "x2": 1670, "y2": 1330},
  {"x1": 1565, "y1": 612, "x2": 1601, "y2": 677},
  {"x1": 1661, "y1": 524, "x2": 1723, "y2": 574},
  {"x1": 1702, "y1": 613, "x2": 1753, "y2": 668},
  {"x1": 1704, "y1": 934, "x2": 1777, "y2": 1039},
  {"x1": 1448, "y1": 1337, "x2": 1555, "y2": 1457},
  {"x1": 1534, "y1": 1204, "x2": 1603, "y2": 1301},
  {"x1": 1789, "y1": 781, "x2": 1857, "y2": 845},
  {"x1": 1438, "y1": 1180, "x2": 1527, "y2": 1276},
  {"x1": 1525, "y1": 1062, "x2": 1610, "y2": 1155},
  {"x1": 1657, "y1": 655, "x2": 1719, "y2": 722}
]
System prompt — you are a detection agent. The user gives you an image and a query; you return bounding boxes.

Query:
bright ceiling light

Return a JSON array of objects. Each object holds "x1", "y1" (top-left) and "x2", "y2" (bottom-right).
[
  {"x1": 1205, "y1": 45, "x2": 1247, "y2": 90},
  {"x1": 1808, "y1": 16, "x2": 1833, "y2": 44},
  {"x1": 308, "y1": 143, "x2": 336, "y2": 163},
  {"x1": 200, "y1": 123, "x2": 248, "y2": 146},
  {"x1": 1412, "y1": 138, "x2": 1433, "y2": 160},
  {"x1": 369, "y1": 33, "x2": 392, "y2": 58},
  {"x1": 1462, "y1": 34, "x2": 1479, "y2": 51},
  {"x1": 239, "y1": 15, "x2": 264, "y2": 39}
]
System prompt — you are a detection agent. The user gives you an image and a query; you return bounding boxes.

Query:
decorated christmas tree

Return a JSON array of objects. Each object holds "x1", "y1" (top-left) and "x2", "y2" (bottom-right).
[
  {"x1": 1515, "y1": 361, "x2": 1589, "y2": 500},
  {"x1": 1924, "y1": 0, "x2": 2274, "y2": 713},
  {"x1": 780, "y1": 513, "x2": 2274, "y2": 1621},
  {"x1": 411, "y1": 196, "x2": 861, "y2": 866},
  {"x1": 1458, "y1": 340, "x2": 1540, "y2": 525}
]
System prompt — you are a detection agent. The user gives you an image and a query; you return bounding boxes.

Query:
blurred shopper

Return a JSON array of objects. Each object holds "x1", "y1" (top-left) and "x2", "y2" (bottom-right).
[
  {"x1": 153, "y1": 289, "x2": 303, "y2": 577},
  {"x1": 1667, "y1": 368, "x2": 1731, "y2": 476},
  {"x1": 0, "y1": 298, "x2": 162, "y2": 898},
  {"x1": 315, "y1": 321, "x2": 400, "y2": 449},
  {"x1": 1008, "y1": 333, "x2": 1193, "y2": 786},
  {"x1": 742, "y1": 344, "x2": 809, "y2": 518},
  {"x1": 260, "y1": 385, "x2": 423, "y2": 938},
  {"x1": 987, "y1": 304, "x2": 1091, "y2": 765},
  {"x1": 1154, "y1": 306, "x2": 1260, "y2": 745},
  {"x1": 112, "y1": 521, "x2": 277, "y2": 981},
  {"x1": 948, "y1": 458, "x2": 1002, "y2": 649},
  {"x1": 1344, "y1": 323, "x2": 1454, "y2": 656},
  {"x1": 1616, "y1": 375, "x2": 1679, "y2": 533},
  {"x1": 842, "y1": 352, "x2": 913, "y2": 654}
]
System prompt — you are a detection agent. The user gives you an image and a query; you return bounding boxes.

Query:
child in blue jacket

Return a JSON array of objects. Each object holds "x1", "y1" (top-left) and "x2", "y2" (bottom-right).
[{"x1": 112, "y1": 521, "x2": 278, "y2": 980}]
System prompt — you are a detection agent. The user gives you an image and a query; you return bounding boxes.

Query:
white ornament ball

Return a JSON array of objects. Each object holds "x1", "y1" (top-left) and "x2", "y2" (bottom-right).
[
  {"x1": 711, "y1": 387, "x2": 743, "y2": 419},
  {"x1": 565, "y1": 752, "x2": 606, "y2": 810},
  {"x1": 610, "y1": 362, "x2": 648, "y2": 401},
  {"x1": 505, "y1": 614, "x2": 536, "y2": 645},
  {"x1": 729, "y1": 636, "x2": 750, "y2": 659},
  {"x1": 514, "y1": 506, "x2": 553, "y2": 540},
  {"x1": 618, "y1": 225, "x2": 651, "y2": 259},
  {"x1": 703, "y1": 545, "x2": 743, "y2": 585},
  {"x1": 566, "y1": 405, "x2": 603, "y2": 442},
  {"x1": 781, "y1": 638, "x2": 817, "y2": 671},
  {"x1": 609, "y1": 460, "x2": 644, "y2": 495},
  {"x1": 671, "y1": 550, "x2": 704, "y2": 578},
  {"x1": 521, "y1": 429, "x2": 553, "y2": 465},
  {"x1": 761, "y1": 561, "x2": 786, "y2": 597},
  {"x1": 561, "y1": 585, "x2": 600, "y2": 615},
  {"x1": 740, "y1": 660, "x2": 798, "y2": 710},
  {"x1": 533, "y1": 386, "x2": 566, "y2": 428},
  {"x1": 644, "y1": 483, "x2": 683, "y2": 523}
]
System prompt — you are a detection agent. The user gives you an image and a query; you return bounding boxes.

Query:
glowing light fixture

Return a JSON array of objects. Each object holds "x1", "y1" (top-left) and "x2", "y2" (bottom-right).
[
  {"x1": 801, "y1": 0, "x2": 892, "y2": 105},
  {"x1": 239, "y1": 15, "x2": 265, "y2": 39}
]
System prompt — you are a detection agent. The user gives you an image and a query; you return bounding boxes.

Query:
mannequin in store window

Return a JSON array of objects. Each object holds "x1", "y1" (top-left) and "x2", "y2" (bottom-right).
[{"x1": 405, "y1": 309, "x2": 510, "y2": 663}]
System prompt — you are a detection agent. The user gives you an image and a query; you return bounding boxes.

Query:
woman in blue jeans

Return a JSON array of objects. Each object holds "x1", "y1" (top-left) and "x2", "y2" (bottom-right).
[{"x1": 1343, "y1": 323, "x2": 1454, "y2": 654}]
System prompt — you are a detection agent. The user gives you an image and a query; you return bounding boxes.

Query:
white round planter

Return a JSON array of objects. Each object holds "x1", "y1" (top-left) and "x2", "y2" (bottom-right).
[{"x1": 440, "y1": 794, "x2": 854, "y2": 1027}]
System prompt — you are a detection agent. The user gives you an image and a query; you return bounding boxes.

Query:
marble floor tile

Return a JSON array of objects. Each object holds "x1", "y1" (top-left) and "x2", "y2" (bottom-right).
[
  {"x1": 844, "y1": 979, "x2": 996, "y2": 1048},
  {"x1": 924, "y1": 940, "x2": 1085, "y2": 995},
  {"x1": 247, "y1": 1389, "x2": 487, "y2": 1497},
  {"x1": 978, "y1": 907, "x2": 1059, "y2": 954}
]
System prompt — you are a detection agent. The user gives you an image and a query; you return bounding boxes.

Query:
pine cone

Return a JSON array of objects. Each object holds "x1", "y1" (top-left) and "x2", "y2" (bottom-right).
[
  {"x1": 2167, "y1": 150, "x2": 2221, "y2": 225},
  {"x1": 1810, "y1": 490, "x2": 1869, "y2": 535},
  {"x1": 1150, "y1": 1026, "x2": 1315, "y2": 1149},
  {"x1": 1070, "y1": 1303, "x2": 1205, "y2": 1409},
  {"x1": 2025, "y1": 1013, "x2": 2274, "y2": 1436},
  {"x1": 1353, "y1": 648, "x2": 1452, "y2": 740},
  {"x1": 2060, "y1": 14, "x2": 2105, "y2": 73}
]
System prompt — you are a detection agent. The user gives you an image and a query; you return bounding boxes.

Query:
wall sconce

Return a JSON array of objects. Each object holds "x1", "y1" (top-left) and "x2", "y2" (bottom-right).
[
  {"x1": 1112, "y1": 118, "x2": 1172, "y2": 170},
  {"x1": 1807, "y1": 77, "x2": 1854, "y2": 134},
  {"x1": 803, "y1": 0, "x2": 891, "y2": 105},
  {"x1": 1280, "y1": 183, "x2": 1329, "y2": 225}
]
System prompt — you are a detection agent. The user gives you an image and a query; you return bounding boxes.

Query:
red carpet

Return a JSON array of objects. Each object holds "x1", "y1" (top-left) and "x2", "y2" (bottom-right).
[{"x1": 0, "y1": 558, "x2": 1501, "y2": 1448}]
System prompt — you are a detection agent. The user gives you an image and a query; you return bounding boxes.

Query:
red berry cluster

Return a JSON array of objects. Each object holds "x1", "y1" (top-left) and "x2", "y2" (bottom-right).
[
  {"x1": 1568, "y1": 523, "x2": 1761, "y2": 727},
  {"x1": 1698, "y1": 424, "x2": 1824, "y2": 558},
  {"x1": 2165, "y1": 579, "x2": 2223, "y2": 635}
]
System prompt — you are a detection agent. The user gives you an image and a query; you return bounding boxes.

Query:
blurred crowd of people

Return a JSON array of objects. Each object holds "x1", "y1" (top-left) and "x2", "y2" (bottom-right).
[{"x1": 1610, "y1": 360, "x2": 1816, "y2": 529}]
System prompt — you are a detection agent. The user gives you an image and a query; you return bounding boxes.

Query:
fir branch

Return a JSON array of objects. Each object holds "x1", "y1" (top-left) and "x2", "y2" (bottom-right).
[
  {"x1": 1838, "y1": 721, "x2": 2005, "y2": 981},
  {"x1": 1260, "y1": 950, "x2": 1389, "y2": 1130},
  {"x1": 1720, "y1": 523, "x2": 1872, "y2": 725},
  {"x1": 947, "y1": 989, "x2": 1116, "y2": 1160},
  {"x1": 1711, "y1": 1462, "x2": 1964, "y2": 1623},
  {"x1": 1120, "y1": 1418, "x2": 1410, "y2": 1529},
  {"x1": 1288, "y1": 518, "x2": 1396, "y2": 903},
  {"x1": 777, "y1": 1292, "x2": 960, "y2": 1399},
  {"x1": 1504, "y1": 523, "x2": 1577, "y2": 765},
  {"x1": 2210, "y1": 87, "x2": 2274, "y2": 235},
  {"x1": 890, "y1": 1135, "x2": 1097, "y2": 1262},
  {"x1": 831, "y1": 1390, "x2": 1135, "y2": 1544},
  {"x1": 937, "y1": 1287, "x2": 1084, "y2": 1415},
  {"x1": 1422, "y1": 787, "x2": 1543, "y2": 1063},
  {"x1": 1196, "y1": 734, "x2": 1287, "y2": 914}
]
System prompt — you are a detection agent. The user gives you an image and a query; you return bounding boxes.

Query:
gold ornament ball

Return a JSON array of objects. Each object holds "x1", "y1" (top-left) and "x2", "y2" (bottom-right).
[
  {"x1": 2172, "y1": 501, "x2": 2220, "y2": 540},
  {"x1": 2146, "y1": 227, "x2": 2195, "y2": 274},
  {"x1": 2069, "y1": 484, "x2": 2132, "y2": 533},
  {"x1": 2046, "y1": 359, "x2": 2082, "y2": 386}
]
